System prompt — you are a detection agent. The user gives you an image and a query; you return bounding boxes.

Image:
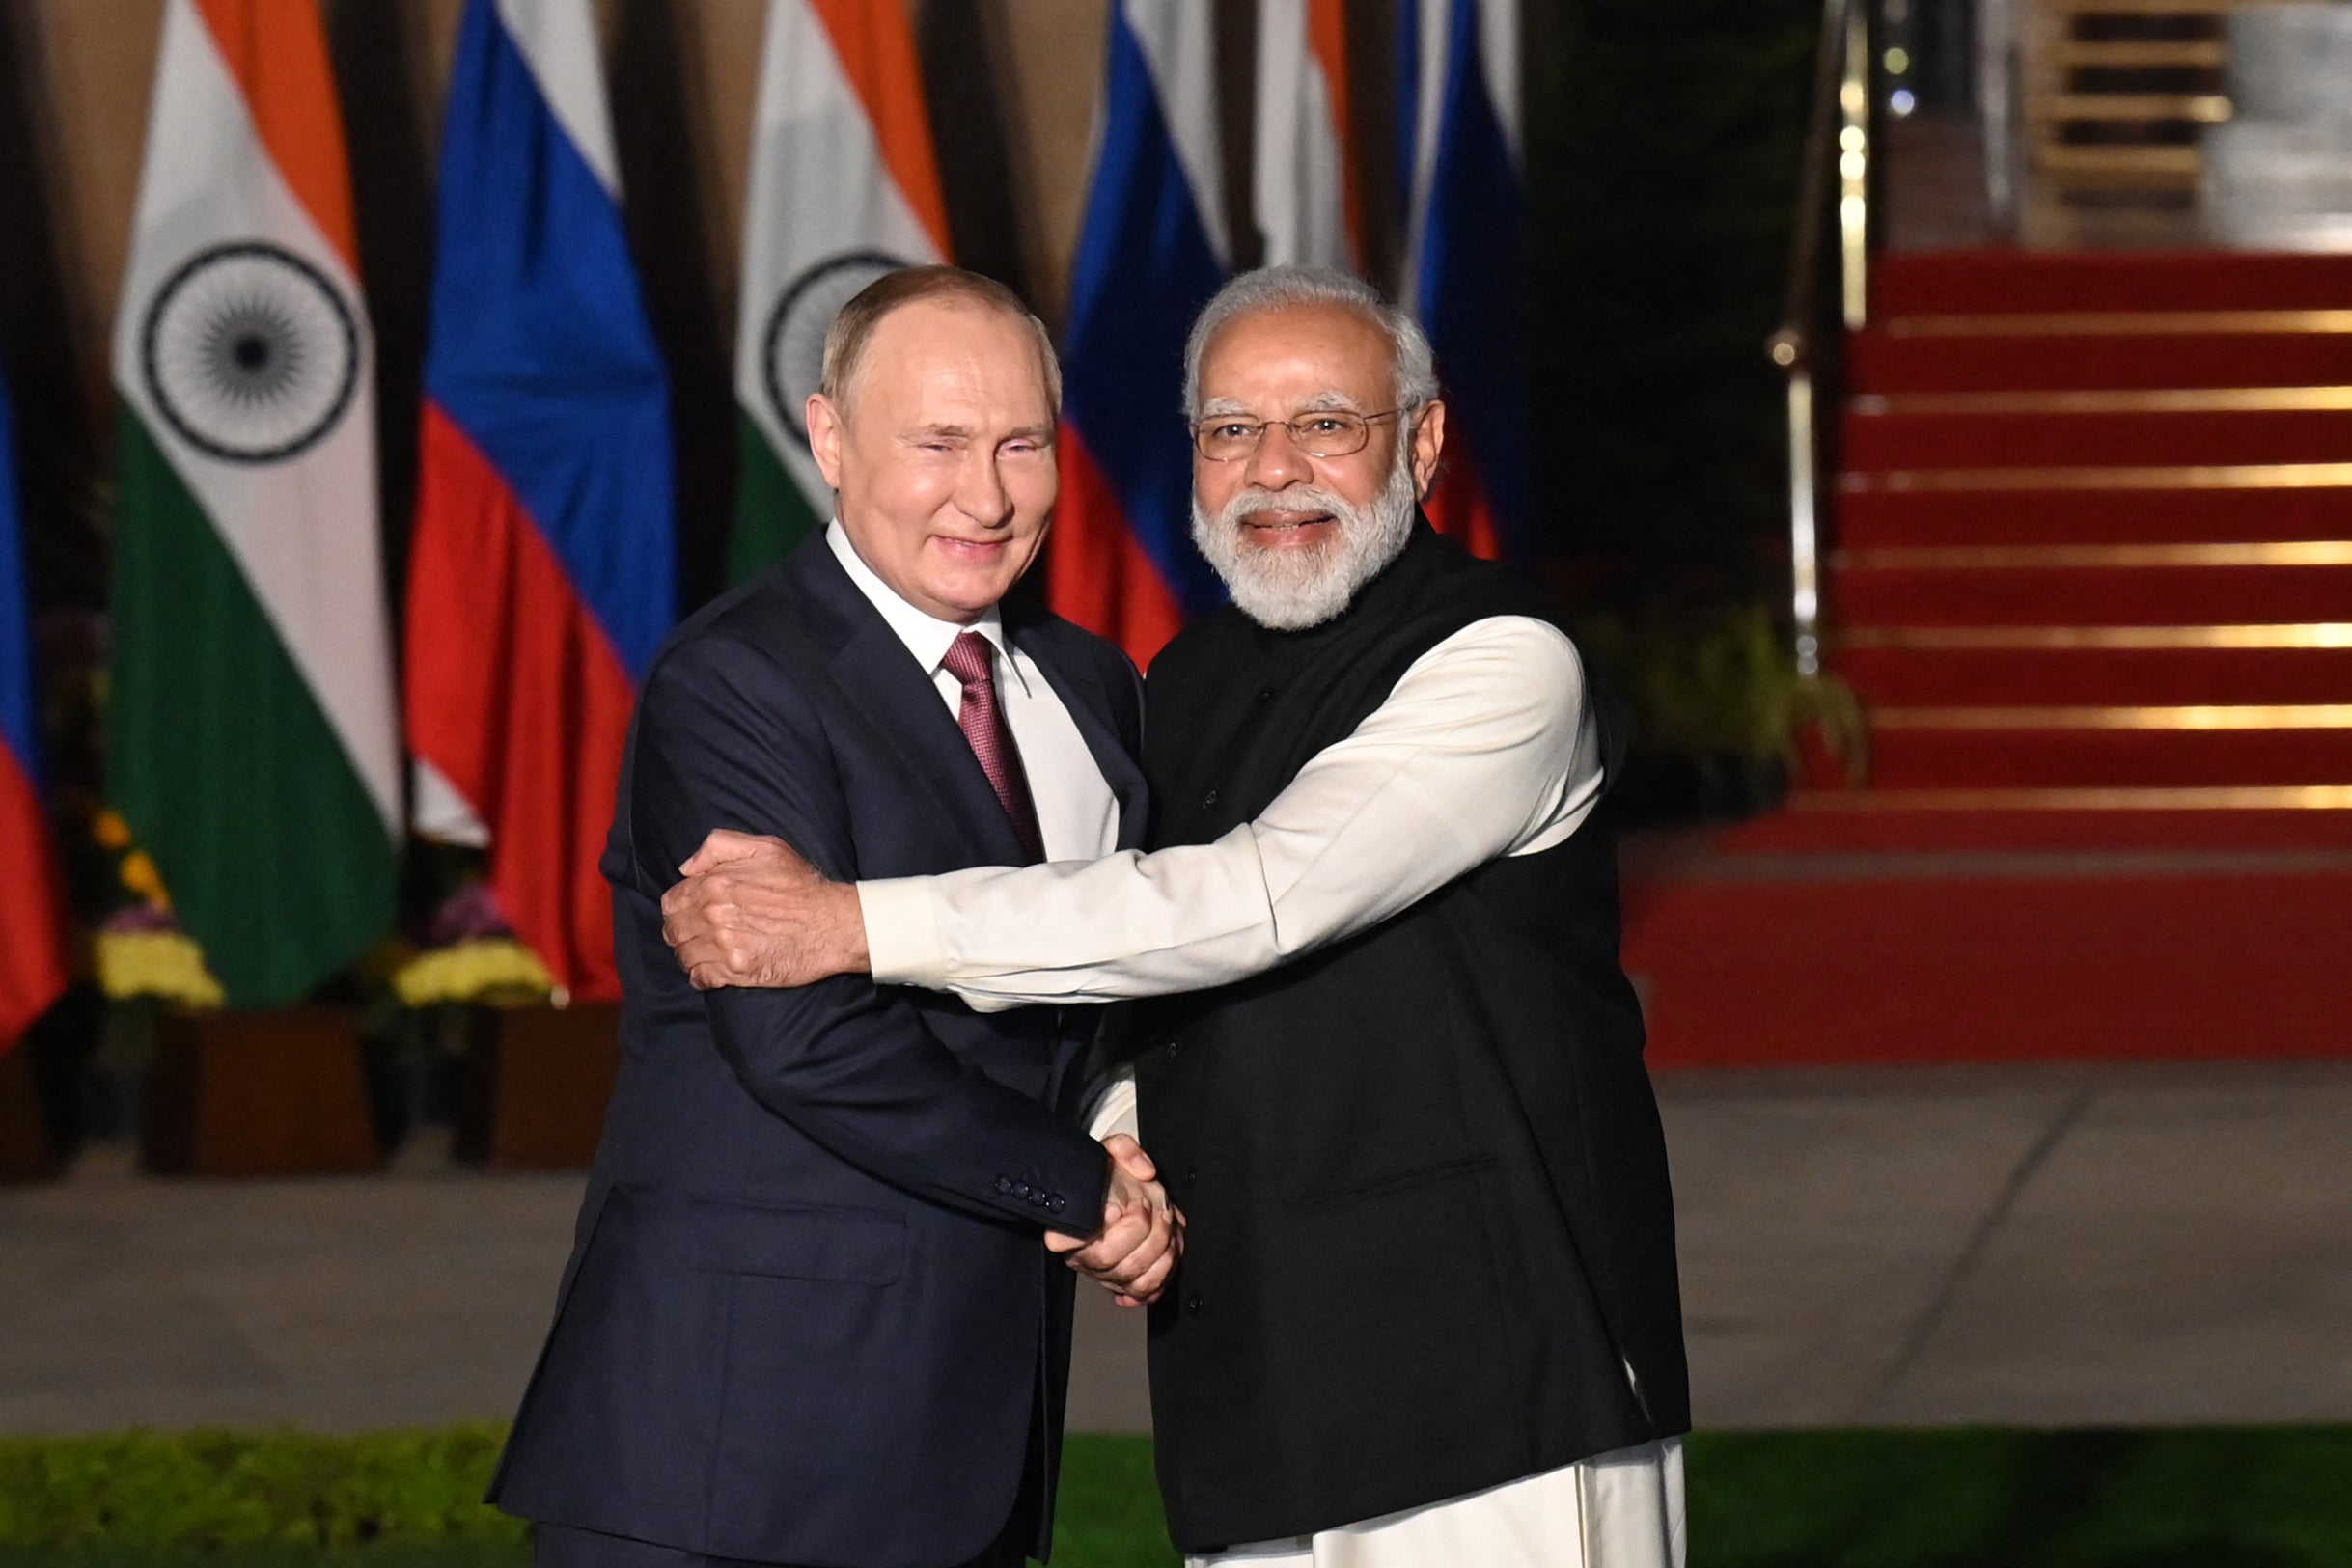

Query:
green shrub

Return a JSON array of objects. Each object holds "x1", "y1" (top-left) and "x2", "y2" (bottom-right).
[
  {"x1": 0, "y1": 1430, "x2": 523, "y2": 1551},
  {"x1": 1576, "y1": 601, "x2": 1866, "y2": 777}
]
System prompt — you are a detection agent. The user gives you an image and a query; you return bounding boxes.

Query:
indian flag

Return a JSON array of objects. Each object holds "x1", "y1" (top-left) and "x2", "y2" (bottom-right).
[
  {"x1": 729, "y1": 0, "x2": 951, "y2": 584},
  {"x1": 1256, "y1": 0, "x2": 1363, "y2": 270},
  {"x1": 107, "y1": 0, "x2": 398, "y2": 1007}
]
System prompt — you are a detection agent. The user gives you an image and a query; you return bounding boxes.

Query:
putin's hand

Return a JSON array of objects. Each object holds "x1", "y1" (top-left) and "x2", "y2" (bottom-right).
[{"x1": 1048, "y1": 1134, "x2": 1183, "y2": 1307}]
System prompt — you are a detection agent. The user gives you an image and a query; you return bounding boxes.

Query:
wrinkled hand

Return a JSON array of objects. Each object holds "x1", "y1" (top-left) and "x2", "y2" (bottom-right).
[
  {"x1": 1045, "y1": 1134, "x2": 1183, "y2": 1307},
  {"x1": 661, "y1": 829, "x2": 870, "y2": 990}
]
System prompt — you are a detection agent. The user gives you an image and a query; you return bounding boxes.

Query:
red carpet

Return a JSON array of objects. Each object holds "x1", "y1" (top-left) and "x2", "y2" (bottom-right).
[
  {"x1": 1842, "y1": 484, "x2": 2352, "y2": 548},
  {"x1": 1871, "y1": 249, "x2": 2352, "y2": 314},
  {"x1": 1625, "y1": 843, "x2": 2352, "y2": 1067},
  {"x1": 1836, "y1": 642, "x2": 2352, "y2": 707},
  {"x1": 1701, "y1": 801, "x2": 2352, "y2": 855},
  {"x1": 1842, "y1": 406, "x2": 2352, "y2": 468},
  {"x1": 1850, "y1": 330, "x2": 2352, "y2": 392},
  {"x1": 1630, "y1": 249, "x2": 2352, "y2": 1067},
  {"x1": 1836, "y1": 560, "x2": 2352, "y2": 627}
]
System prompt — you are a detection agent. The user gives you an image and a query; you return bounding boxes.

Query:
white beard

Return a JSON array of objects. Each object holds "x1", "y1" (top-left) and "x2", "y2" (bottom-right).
[{"x1": 1190, "y1": 442, "x2": 1420, "y2": 631}]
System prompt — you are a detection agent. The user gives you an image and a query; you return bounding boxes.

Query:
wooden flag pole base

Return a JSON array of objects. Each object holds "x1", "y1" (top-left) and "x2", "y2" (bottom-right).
[
  {"x1": 0, "y1": 1048, "x2": 56, "y2": 1183},
  {"x1": 454, "y1": 1003, "x2": 621, "y2": 1170},
  {"x1": 142, "y1": 1007, "x2": 380, "y2": 1176}
]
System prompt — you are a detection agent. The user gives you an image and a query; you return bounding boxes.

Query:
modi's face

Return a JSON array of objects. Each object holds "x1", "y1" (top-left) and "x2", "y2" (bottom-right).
[
  {"x1": 1188, "y1": 304, "x2": 1444, "y2": 630},
  {"x1": 809, "y1": 300, "x2": 1058, "y2": 623}
]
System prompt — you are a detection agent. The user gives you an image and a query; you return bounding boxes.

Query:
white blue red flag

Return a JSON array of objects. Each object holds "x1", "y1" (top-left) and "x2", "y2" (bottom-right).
[
  {"x1": 1402, "y1": 0, "x2": 1524, "y2": 563},
  {"x1": 403, "y1": 0, "x2": 677, "y2": 1003},
  {"x1": 1047, "y1": 0, "x2": 1231, "y2": 667},
  {"x1": 0, "y1": 361, "x2": 69, "y2": 1053}
]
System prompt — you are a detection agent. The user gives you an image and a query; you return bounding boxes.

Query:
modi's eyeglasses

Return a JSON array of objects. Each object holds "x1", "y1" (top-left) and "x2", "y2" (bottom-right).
[{"x1": 1189, "y1": 408, "x2": 1410, "y2": 462}]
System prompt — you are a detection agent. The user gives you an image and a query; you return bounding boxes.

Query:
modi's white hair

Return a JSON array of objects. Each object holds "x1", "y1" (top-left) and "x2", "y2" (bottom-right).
[{"x1": 1181, "y1": 266, "x2": 1439, "y2": 420}]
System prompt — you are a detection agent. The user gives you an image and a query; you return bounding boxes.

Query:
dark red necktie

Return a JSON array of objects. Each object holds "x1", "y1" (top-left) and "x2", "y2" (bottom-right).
[{"x1": 942, "y1": 630, "x2": 1044, "y2": 862}]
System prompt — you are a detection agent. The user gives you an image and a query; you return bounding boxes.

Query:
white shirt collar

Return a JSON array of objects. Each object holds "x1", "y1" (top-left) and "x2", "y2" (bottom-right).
[{"x1": 826, "y1": 521, "x2": 1031, "y2": 697}]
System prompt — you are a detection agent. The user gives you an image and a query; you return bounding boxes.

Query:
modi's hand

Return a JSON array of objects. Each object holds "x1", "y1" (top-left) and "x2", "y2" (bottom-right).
[
  {"x1": 1046, "y1": 1133, "x2": 1183, "y2": 1307},
  {"x1": 662, "y1": 829, "x2": 870, "y2": 989}
]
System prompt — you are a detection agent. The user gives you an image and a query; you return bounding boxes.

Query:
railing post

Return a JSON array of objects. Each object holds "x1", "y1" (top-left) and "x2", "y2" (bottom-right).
[
  {"x1": 1785, "y1": 366, "x2": 1822, "y2": 679},
  {"x1": 1776, "y1": 0, "x2": 1870, "y2": 683},
  {"x1": 1978, "y1": 0, "x2": 2022, "y2": 236},
  {"x1": 1840, "y1": 1, "x2": 1872, "y2": 331}
]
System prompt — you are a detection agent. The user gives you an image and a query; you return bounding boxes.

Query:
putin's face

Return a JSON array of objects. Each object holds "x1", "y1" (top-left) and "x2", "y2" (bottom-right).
[{"x1": 808, "y1": 300, "x2": 1059, "y2": 623}]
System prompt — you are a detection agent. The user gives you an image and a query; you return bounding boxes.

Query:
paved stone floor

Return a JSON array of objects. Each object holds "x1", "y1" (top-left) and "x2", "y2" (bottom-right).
[{"x1": 2, "y1": 1061, "x2": 2347, "y2": 1436}]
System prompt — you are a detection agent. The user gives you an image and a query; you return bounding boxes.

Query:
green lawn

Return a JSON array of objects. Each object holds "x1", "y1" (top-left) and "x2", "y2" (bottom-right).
[
  {"x1": 1051, "y1": 1437, "x2": 1176, "y2": 1567},
  {"x1": 6, "y1": 1428, "x2": 2350, "y2": 1568},
  {"x1": 1688, "y1": 1427, "x2": 2352, "y2": 1567}
]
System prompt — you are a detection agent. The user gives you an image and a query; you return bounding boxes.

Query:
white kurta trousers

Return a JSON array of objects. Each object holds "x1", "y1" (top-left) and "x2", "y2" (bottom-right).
[{"x1": 1187, "y1": 1438, "x2": 1685, "y2": 1568}]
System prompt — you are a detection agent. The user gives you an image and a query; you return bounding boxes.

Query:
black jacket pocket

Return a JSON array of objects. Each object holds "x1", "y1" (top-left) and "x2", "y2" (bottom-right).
[{"x1": 686, "y1": 1196, "x2": 905, "y2": 1284}]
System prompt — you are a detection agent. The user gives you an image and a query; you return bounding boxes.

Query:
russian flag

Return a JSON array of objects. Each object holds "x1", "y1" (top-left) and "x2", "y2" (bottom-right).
[
  {"x1": 1402, "y1": 0, "x2": 1525, "y2": 564},
  {"x1": 1047, "y1": 0, "x2": 1231, "y2": 668},
  {"x1": 0, "y1": 361, "x2": 70, "y2": 1054},
  {"x1": 403, "y1": 0, "x2": 677, "y2": 1004}
]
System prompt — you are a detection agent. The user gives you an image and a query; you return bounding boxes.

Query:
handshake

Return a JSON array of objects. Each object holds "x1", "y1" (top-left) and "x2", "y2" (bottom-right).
[{"x1": 1051, "y1": 1133, "x2": 1182, "y2": 1308}]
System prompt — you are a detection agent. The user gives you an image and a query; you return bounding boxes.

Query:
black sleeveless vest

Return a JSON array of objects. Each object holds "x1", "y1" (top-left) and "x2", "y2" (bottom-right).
[{"x1": 1133, "y1": 524, "x2": 1690, "y2": 1551}]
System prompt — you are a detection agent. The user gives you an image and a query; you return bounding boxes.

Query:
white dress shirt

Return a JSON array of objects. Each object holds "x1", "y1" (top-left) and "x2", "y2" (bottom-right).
[
  {"x1": 854, "y1": 608, "x2": 1684, "y2": 1568},
  {"x1": 825, "y1": 523, "x2": 1119, "y2": 863}
]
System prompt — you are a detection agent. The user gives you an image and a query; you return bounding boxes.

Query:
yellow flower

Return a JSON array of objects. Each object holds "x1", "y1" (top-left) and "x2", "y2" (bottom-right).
[
  {"x1": 393, "y1": 939, "x2": 554, "y2": 1008},
  {"x1": 94, "y1": 809, "x2": 134, "y2": 850},
  {"x1": 96, "y1": 930, "x2": 226, "y2": 1009},
  {"x1": 120, "y1": 851, "x2": 174, "y2": 910}
]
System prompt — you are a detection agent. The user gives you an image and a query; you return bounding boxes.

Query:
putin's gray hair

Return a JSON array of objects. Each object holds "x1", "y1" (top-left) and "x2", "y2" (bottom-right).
[
  {"x1": 1181, "y1": 266, "x2": 1439, "y2": 420},
  {"x1": 822, "y1": 265, "x2": 1062, "y2": 416}
]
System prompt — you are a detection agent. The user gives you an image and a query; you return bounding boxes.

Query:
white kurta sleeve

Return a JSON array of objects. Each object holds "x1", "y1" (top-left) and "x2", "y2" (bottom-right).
[
  {"x1": 857, "y1": 615, "x2": 1602, "y2": 1011},
  {"x1": 1084, "y1": 1068, "x2": 1141, "y2": 1142}
]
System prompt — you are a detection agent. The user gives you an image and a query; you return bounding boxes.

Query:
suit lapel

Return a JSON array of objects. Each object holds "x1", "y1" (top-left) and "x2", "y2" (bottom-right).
[
  {"x1": 1016, "y1": 623, "x2": 1151, "y2": 853},
  {"x1": 784, "y1": 542, "x2": 1035, "y2": 869}
]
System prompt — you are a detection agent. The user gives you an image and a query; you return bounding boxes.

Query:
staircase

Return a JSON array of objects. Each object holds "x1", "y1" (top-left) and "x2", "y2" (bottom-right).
[
  {"x1": 1829, "y1": 249, "x2": 2352, "y2": 838},
  {"x1": 1622, "y1": 250, "x2": 2352, "y2": 1066},
  {"x1": 2018, "y1": 0, "x2": 2238, "y2": 245}
]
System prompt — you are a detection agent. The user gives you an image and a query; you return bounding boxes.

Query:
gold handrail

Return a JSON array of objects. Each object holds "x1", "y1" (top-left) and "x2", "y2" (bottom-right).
[{"x1": 1770, "y1": 0, "x2": 1873, "y2": 678}]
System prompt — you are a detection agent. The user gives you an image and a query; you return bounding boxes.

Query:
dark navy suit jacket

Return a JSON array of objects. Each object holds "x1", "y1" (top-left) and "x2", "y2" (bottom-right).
[{"x1": 490, "y1": 536, "x2": 1149, "y2": 1568}]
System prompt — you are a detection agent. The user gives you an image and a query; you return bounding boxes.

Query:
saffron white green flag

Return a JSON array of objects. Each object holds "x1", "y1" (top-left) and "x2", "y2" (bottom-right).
[
  {"x1": 1257, "y1": 0, "x2": 1362, "y2": 270},
  {"x1": 108, "y1": 0, "x2": 399, "y2": 1005},
  {"x1": 730, "y1": 0, "x2": 952, "y2": 583}
]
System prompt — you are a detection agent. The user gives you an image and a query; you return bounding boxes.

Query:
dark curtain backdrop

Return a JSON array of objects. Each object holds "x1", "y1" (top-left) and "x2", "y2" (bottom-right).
[{"x1": 1527, "y1": 0, "x2": 1820, "y2": 604}]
